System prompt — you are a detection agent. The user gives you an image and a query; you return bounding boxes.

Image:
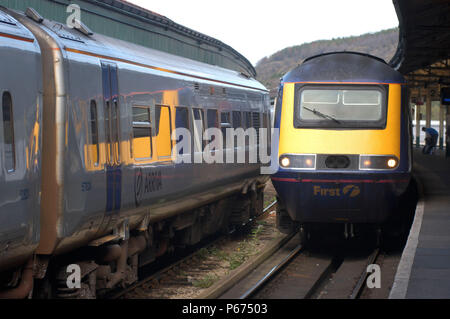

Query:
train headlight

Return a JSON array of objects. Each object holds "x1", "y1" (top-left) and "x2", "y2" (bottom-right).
[
  {"x1": 280, "y1": 156, "x2": 291, "y2": 168},
  {"x1": 359, "y1": 155, "x2": 399, "y2": 170},
  {"x1": 387, "y1": 158, "x2": 397, "y2": 168},
  {"x1": 279, "y1": 154, "x2": 316, "y2": 169}
]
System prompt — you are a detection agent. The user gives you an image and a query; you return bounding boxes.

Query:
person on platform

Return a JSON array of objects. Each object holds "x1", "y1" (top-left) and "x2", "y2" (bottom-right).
[
  {"x1": 422, "y1": 126, "x2": 438, "y2": 155},
  {"x1": 446, "y1": 124, "x2": 450, "y2": 158}
]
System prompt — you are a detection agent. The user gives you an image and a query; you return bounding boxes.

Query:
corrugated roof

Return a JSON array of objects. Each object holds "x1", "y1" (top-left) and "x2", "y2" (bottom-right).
[
  {"x1": 390, "y1": 0, "x2": 450, "y2": 75},
  {"x1": 0, "y1": 0, "x2": 256, "y2": 77},
  {"x1": 87, "y1": 0, "x2": 256, "y2": 76}
]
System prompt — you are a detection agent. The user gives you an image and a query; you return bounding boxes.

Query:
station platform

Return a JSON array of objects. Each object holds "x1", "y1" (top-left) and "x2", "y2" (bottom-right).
[{"x1": 390, "y1": 147, "x2": 450, "y2": 299}]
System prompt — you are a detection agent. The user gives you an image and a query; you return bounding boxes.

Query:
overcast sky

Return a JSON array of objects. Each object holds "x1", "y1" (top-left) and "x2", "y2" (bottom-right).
[{"x1": 128, "y1": 0, "x2": 399, "y2": 66}]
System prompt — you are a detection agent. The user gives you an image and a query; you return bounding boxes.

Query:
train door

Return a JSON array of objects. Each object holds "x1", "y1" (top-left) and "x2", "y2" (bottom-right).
[{"x1": 102, "y1": 62, "x2": 122, "y2": 213}]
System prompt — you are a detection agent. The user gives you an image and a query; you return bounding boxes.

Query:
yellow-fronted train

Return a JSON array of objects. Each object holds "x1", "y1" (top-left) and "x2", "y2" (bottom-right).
[{"x1": 271, "y1": 52, "x2": 415, "y2": 243}]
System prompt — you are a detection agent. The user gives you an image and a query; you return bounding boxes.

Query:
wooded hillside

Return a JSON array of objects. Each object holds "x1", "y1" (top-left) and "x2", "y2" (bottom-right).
[{"x1": 255, "y1": 28, "x2": 399, "y2": 96}]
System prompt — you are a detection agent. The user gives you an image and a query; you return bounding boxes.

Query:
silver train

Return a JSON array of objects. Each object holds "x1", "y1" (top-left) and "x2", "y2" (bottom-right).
[{"x1": 0, "y1": 7, "x2": 270, "y2": 298}]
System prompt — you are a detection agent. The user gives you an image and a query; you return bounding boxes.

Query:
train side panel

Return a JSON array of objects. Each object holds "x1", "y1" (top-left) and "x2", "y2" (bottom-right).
[
  {"x1": 8, "y1": 14, "x2": 268, "y2": 256},
  {"x1": 0, "y1": 11, "x2": 42, "y2": 272}
]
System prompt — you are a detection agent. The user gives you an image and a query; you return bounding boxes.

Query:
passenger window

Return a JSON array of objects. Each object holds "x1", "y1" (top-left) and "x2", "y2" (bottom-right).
[
  {"x1": 207, "y1": 109, "x2": 219, "y2": 128},
  {"x1": 155, "y1": 105, "x2": 172, "y2": 158},
  {"x1": 2, "y1": 92, "x2": 15, "y2": 172},
  {"x1": 207, "y1": 109, "x2": 219, "y2": 145},
  {"x1": 244, "y1": 112, "x2": 252, "y2": 129},
  {"x1": 193, "y1": 108, "x2": 205, "y2": 152},
  {"x1": 176, "y1": 107, "x2": 189, "y2": 129},
  {"x1": 232, "y1": 111, "x2": 242, "y2": 129},
  {"x1": 220, "y1": 112, "x2": 231, "y2": 148},
  {"x1": 232, "y1": 111, "x2": 242, "y2": 149},
  {"x1": 132, "y1": 106, "x2": 152, "y2": 160},
  {"x1": 175, "y1": 107, "x2": 189, "y2": 155},
  {"x1": 89, "y1": 100, "x2": 99, "y2": 166}
]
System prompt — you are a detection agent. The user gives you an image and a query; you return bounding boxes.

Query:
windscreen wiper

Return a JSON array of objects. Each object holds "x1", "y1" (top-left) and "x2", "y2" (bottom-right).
[{"x1": 303, "y1": 106, "x2": 341, "y2": 124}]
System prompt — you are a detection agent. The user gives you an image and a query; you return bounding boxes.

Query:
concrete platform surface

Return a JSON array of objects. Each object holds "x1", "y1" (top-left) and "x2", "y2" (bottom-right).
[{"x1": 390, "y1": 148, "x2": 450, "y2": 299}]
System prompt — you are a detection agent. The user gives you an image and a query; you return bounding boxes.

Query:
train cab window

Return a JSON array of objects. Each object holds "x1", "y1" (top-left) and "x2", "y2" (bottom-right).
[
  {"x1": 295, "y1": 85, "x2": 387, "y2": 129},
  {"x1": 132, "y1": 106, "x2": 152, "y2": 160},
  {"x1": 193, "y1": 108, "x2": 205, "y2": 152},
  {"x1": 155, "y1": 105, "x2": 172, "y2": 159},
  {"x1": 2, "y1": 92, "x2": 15, "y2": 172},
  {"x1": 88, "y1": 100, "x2": 99, "y2": 166},
  {"x1": 220, "y1": 112, "x2": 232, "y2": 148}
]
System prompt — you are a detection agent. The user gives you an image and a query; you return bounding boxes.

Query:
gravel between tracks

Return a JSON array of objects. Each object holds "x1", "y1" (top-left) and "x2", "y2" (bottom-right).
[{"x1": 121, "y1": 183, "x2": 281, "y2": 299}]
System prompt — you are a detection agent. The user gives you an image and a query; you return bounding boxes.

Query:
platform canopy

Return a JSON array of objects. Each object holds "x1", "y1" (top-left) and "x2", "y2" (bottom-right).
[
  {"x1": 1, "y1": 0, "x2": 256, "y2": 77},
  {"x1": 390, "y1": 0, "x2": 450, "y2": 92}
]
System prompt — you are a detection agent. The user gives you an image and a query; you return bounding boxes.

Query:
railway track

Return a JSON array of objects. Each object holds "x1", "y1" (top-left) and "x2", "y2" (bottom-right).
[
  {"x1": 218, "y1": 234, "x2": 385, "y2": 299},
  {"x1": 239, "y1": 242, "x2": 303, "y2": 299},
  {"x1": 109, "y1": 199, "x2": 279, "y2": 299},
  {"x1": 349, "y1": 248, "x2": 381, "y2": 299},
  {"x1": 109, "y1": 196, "x2": 398, "y2": 300}
]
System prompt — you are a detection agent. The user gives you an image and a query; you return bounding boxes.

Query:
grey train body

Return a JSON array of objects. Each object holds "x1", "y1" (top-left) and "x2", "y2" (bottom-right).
[{"x1": 0, "y1": 8, "x2": 269, "y2": 297}]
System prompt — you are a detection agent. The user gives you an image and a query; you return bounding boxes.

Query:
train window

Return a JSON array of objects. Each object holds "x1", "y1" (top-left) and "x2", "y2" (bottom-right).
[
  {"x1": 132, "y1": 106, "x2": 152, "y2": 160},
  {"x1": 232, "y1": 111, "x2": 242, "y2": 129},
  {"x1": 207, "y1": 109, "x2": 219, "y2": 145},
  {"x1": 193, "y1": 108, "x2": 205, "y2": 152},
  {"x1": 207, "y1": 109, "x2": 219, "y2": 128},
  {"x1": 220, "y1": 112, "x2": 232, "y2": 148},
  {"x1": 244, "y1": 112, "x2": 252, "y2": 129},
  {"x1": 221, "y1": 112, "x2": 230, "y2": 126},
  {"x1": 295, "y1": 85, "x2": 387, "y2": 129},
  {"x1": 155, "y1": 105, "x2": 172, "y2": 158},
  {"x1": 243, "y1": 112, "x2": 252, "y2": 146},
  {"x1": 104, "y1": 101, "x2": 112, "y2": 163},
  {"x1": 343, "y1": 90, "x2": 381, "y2": 106},
  {"x1": 176, "y1": 107, "x2": 189, "y2": 130},
  {"x1": 89, "y1": 100, "x2": 99, "y2": 165},
  {"x1": 112, "y1": 99, "x2": 120, "y2": 163},
  {"x1": 175, "y1": 107, "x2": 189, "y2": 155},
  {"x1": 231, "y1": 111, "x2": 242, "y2": 149},
  {"x1": 2, "y1": 92, "x2": 15, "y2": 172}
]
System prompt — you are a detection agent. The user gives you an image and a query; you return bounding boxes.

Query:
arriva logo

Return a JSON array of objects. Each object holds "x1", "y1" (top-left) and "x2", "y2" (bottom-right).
[{"x1": 313, "y1": 185, "x2": 361, "y2": 198}]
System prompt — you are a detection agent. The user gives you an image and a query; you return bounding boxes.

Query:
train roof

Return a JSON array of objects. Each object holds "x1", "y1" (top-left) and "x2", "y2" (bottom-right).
[
  {"x1": 282, "y1": 51, "x2": 405, "y2": 84},
  {"x1": 6, "y1": 9, "x2": 267, "y2": 94}
]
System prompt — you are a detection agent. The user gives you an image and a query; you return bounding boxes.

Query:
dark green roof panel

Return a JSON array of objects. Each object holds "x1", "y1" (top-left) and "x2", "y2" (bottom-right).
[{"x1": 0, "y1": 0, "x2": 256, "y2": 76}]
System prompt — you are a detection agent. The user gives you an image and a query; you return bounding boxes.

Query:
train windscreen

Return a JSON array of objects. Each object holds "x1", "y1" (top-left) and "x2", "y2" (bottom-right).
[{"x1": 294, "y1": 85, "x2": 388, "y2": 129}]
